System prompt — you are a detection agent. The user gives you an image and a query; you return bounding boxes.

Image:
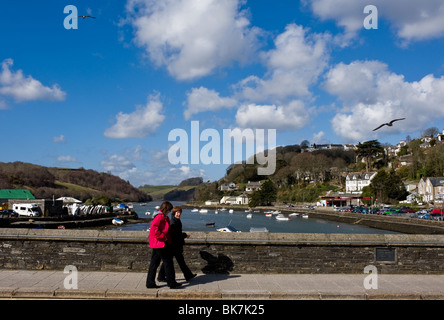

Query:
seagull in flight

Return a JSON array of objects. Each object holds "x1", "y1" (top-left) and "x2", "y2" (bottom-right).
[
  {"x1": 77, "y1": 15, "x2": 96, "y2": 19},
  {"x1": 372, "y1": 118, "x2": 406, "y2": 131}
]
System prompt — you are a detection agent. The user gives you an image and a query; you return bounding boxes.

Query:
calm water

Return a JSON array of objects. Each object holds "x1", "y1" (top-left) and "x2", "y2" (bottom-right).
[{"x1": 113, "y1": 201, "x2": 400, "y2": 234}]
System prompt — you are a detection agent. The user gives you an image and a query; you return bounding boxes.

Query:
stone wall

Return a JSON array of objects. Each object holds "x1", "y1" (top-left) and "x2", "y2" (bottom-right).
[{"x1": 0, "y1": 228, "x2": 444, "y2": 274}]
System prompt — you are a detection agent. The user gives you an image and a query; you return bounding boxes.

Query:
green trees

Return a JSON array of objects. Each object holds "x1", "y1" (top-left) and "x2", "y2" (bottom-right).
[
  {"x1": 397, "y1": 139, "x2": 444, "y2": 180},
  {"x1": 356, "y1": 140, "x2": 384, "y2": 172},
  {"x1": 249, "y1": 180, "x2": 277, "y2": 207},
  {"x1": 365, "y1": 169, "x2": 408, "y2": 204}
]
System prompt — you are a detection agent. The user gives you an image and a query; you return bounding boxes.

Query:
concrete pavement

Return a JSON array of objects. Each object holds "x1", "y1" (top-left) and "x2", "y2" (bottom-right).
[{"x1": 0, "y1": 270, "x2": 444, "y2": 300}]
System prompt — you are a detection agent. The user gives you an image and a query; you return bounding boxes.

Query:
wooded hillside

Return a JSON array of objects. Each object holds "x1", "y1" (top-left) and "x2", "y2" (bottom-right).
[{"x1": 0, "y1": 162, "x2": 151, "y2": 203}]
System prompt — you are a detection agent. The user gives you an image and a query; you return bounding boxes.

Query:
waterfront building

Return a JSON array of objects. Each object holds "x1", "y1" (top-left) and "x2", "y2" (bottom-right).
[{"x1": 345, "y1": 172, "x2": 377, "y2": 193}]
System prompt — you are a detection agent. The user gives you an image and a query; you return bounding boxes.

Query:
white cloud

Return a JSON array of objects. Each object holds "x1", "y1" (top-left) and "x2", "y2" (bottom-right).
[
  {"x1": 312, "y1": 131, "x2": 328, "y2": 144},
  {"x1": 308, "y1": 0, "x2": 444, "y2": 44},
  {"x1": 235, "y1": 24, "x2": 330, "y2": 102},
  {"x1": 324, "y1": 60, "x2": 388, "y2": 108},
  {"x1": 325, "y1": 60, "x2": 444, "y2": 140},
  {"x1": 104, "y1": 93, "x2": 165, "y2": 138},
  {"x1": 0, "y1": 100, "x2": 7, "y2": 110},
  {"x1": 0, "y1": 58, "x2": 66, "y2": 102},
  {"x1": 184, "y1": 87, "x2": 237, "y2": 119},
  {"x1": 125, "y1": 0, "x2": 261, "y2": 80},
  {"x1": 117, "y1": 163, "x2": 206, "y2": 186},
  {"x1": 57, "y1": 155, "x2": 78, "y2": 163},
  {"x1": 235, "y1": 100, "x2": 309, "y2": 130},
  {"x1": 53, "y1": 134, "x2": 66, "y2": 143},
  {"x1": 101, "y1": 154, "x2": 136, "y2": 173}
]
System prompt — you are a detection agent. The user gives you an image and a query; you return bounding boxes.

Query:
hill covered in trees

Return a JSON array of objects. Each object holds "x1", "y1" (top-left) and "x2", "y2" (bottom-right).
[
  {"x1": 194, "y1": 137, "x2": 444, "y2": 205},
  {"x1": 194, "y1": 144, "x2": 356, "y2": 204},
  {"x1": 0, "y1": 162, "x2": 151, "y2": 203},
  {"x1": 139, "y1": 177, "x2": 203, "y2": 201}
]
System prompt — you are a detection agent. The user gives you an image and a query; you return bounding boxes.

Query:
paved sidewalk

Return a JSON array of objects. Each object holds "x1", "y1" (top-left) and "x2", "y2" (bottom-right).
[{"x1": 0, "y1": 270, "x2": 443, "y2": 300}]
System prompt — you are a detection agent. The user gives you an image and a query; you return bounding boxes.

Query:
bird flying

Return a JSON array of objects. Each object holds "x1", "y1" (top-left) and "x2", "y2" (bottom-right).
[
  {"x1": 372, "y1": 118, "x2": 406, "y2": 131},
  {"x1": 77, "y1": 15, "x2": 96, "y2": 19}
]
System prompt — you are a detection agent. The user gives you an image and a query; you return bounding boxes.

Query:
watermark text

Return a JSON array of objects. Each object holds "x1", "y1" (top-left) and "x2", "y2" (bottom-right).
[
  {"x1": 63, "y1": 265, "x2": 78, "y2": 290},
  {"x1": 363, "y1": 265, "x2": 378, "y2": 289},
  {"x1": 363, "y1": 5, "x2": 378, "y2": 30},
  {"x1": 168, "y1": 121, "x2": 276, "y2": 175}
]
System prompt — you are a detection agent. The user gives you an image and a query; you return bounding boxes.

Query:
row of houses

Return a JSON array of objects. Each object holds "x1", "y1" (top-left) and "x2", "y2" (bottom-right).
[
  {"x1": 345, "y1": 173, "x2": 444, "y2": 204},
  {"x1": 304, "y1": 143, "x2": 356, "y2": 153},
  {"x1": 386, "y1": 129, "x2": 444, "y2": 158},
  {"x1": 219, "y1": 181, "x2": 262, "y2": 193},
  {"x1": 216, "y1": 181, "x2": 263, "y2": 205}
]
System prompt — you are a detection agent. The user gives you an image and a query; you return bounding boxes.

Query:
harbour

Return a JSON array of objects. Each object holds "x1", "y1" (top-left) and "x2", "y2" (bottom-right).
[{"x1": 110, "y1": 201, "x2": 401, "y2": 234}]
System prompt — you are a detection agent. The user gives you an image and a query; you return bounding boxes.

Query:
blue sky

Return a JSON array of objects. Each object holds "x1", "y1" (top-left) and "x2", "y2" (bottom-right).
[{"x1": 1, "y1": 0, "x2": 444, "y2": 186}]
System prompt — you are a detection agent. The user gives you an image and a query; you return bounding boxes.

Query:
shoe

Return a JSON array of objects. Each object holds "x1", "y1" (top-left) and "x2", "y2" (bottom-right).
[
  {"x1": 169, "y1": 282, "x2": 182, "y2": 289},
  {"x1": 146, "y1": 284, "x2": 160, "y2": 289},
  {"x1": 185, "y1": 274, "x2": 197, "y2": 281}
]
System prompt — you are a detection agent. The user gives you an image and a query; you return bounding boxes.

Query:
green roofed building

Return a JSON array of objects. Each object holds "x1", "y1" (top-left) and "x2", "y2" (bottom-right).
[{"x1": 0, "y1": 189, "x2": 35, "y2": 200}]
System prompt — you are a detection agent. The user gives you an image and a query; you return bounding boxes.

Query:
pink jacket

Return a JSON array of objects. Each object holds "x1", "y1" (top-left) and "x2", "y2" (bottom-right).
[{"x1": 148, "y1": 213, "x2": 171, "y2": 249}]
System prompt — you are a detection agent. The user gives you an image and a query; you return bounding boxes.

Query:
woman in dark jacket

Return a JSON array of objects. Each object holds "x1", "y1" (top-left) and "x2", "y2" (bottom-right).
[{"x1": 158, "y1": 206, "x2": 196, "y2": 282}]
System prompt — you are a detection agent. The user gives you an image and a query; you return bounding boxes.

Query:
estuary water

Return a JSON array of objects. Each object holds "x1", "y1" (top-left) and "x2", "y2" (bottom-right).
[{"x1": 114, "y1": 201, "x2": 400, "y2": 234}]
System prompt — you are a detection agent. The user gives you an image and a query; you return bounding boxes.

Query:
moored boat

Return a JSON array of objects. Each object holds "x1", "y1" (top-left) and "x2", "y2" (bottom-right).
[
  {"x1": 112, "y1": 218, "x2": 124, "y2": 226},
  {"x1": 276, "y1": 214, "x2": 290, "y2": 221}
]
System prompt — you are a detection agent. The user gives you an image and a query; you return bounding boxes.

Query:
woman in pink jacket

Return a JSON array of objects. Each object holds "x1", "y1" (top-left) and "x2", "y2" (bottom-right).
[{"x1": 146, "y1": 201, "x2": 181, "y2": 289}]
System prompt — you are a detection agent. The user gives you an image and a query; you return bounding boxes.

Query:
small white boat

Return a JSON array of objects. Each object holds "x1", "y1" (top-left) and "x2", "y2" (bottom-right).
[
  {"x1": 199, "y1": 209, "x2": 208, "y2": 213},
  {"x1": 220, "y1": 207, "x2": 227, "y2": 211},
  {"x1": 112, "y1": 218, "x2": 124, "y2": 226},
  {"x1": 217, "y1": 226, "x2": 240, "y2": 232},
  {"x1": 191, "y1": 208, "x2": 199, "y2": 212},
  {"x1": 302, "y1": 213, "x2": 309, "y2": 218},
  {"x1": 145, "y1": 211, "x2": 151, "y2": 215},
  {"x1": 229, "y1": 209, "x2": 234, "y2": 214},
  {"x1": 265, "y1": 213, "x2": 272, "y2": 217},
  {"x1": 214, "y1": 209, "x2": 219, "y2": 214},
  {"x1": 289, "y1": 213, "x2": 299, "y2": 217},
  {"x1": 246, "y1": 213, "x2": 252, "y2": 219},
  {"x1": 155, "y1": 206, "x2": 160, "y2": 209},
  {"x1": 272, "y1": 210, "x2": 281, "y2": 215},
  {"x1": 276, "y1": 214, "x2": 290, "y2": 221}
]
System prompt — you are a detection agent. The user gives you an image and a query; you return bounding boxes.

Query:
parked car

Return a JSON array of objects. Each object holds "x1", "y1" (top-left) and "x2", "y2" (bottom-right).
[
  {"x1": 418, "y1": 213, "x2": 431, "y2": 220},
  {"x1": 0, "y1": 209, "x2": 19, "y2": 217}
]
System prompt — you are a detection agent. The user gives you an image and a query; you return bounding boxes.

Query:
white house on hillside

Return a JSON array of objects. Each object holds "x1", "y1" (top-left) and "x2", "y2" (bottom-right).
[
  {"x1": 245, "y1": 181, "x2": 261, "y2": 193},
  {"x1": 220, "y1": 194, "x2": 249, "y2": 205},
  {"x1": 418, "y1": 177, "x2": 444, "y2": 203},
  {"x1": 345, "y1": 172, "x2": 377, "y2": 193}
]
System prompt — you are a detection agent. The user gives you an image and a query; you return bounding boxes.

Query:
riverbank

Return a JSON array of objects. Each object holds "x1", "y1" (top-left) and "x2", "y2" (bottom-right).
[{"x1": 0, "y1": 212, "x2": 142, "y2": 229}]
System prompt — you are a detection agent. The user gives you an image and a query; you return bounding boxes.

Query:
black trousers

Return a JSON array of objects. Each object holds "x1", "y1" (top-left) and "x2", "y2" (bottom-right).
[
  {"x1": 158, "y1": 248, "x2": 194, "y2": 280},
  {"x1": 146, "y1": 246, "x2": 176, "y2": 287}
]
